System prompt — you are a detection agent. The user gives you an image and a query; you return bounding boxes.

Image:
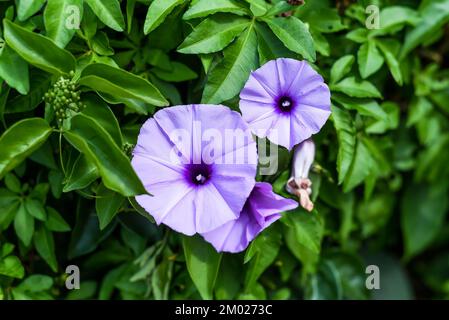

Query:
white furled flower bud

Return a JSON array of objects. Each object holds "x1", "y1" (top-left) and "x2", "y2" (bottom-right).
[{"x1": 286, "y1": 139, "x2": 315, "y2": 212}]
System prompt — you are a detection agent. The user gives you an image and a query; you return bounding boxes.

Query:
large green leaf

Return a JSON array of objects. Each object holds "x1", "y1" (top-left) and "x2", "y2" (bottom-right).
[
  {"x1": 342, "y1": 137, "x2": 374, "y2": 192},
  {"x1": 14, "y1": 203, "x2": 34, "y2": 246},
  {"x1": 3, "y1": 20, "x2": 76, "y2": 74},
  {"x1": 331, "y1": 105, "x2": 356, "y2": 184},
  {"x1": 401, "y1": 182, "x2": 449, "y2": 259},
  {"x1": 0, "y1": 44, "x2": 29, "y2": 94},
  {"x1": 376, "y1": 39, "x2": 403, "y2": 85},
  {"x1": 183, "y1": 235, "x2": 222, "y2": 300},
  {"x1": 0, "y1": 118, "x2": 52, "y2": 179},
  {"x1": 330, "y1": 55, "x2": 355, "y2": 85},
  {"x1": 79, "y1": 63, "x2": 168, "y2": 108},
  {"x1": 63, "y1": 154, "x2": 99, "y2": 193},
  {"x1": 64, "y1": 114, "x2": 146, "y2": 197},
  {"x1": 84, "y1": 0, "x2": 125, "y2": 32},
  {"x1": 357, "y1": 42, "x2": 384, "y2": 79},
  {"x1": 254, "y1": 21, "x2": 295, "y2": 64},
  {"x1": 144, "y1": 0, "x2": 185, "y2": 35},
  {"x1": 183, "y1": 0, "x2": 248, "y2": 20},
  {"x1": 202, "y1": 23, "x2": 258, "y2": 104},
  {"x1": 44, "y1": 0, "x2": 83, "y2": 48},
  {"x1": 178, "y1": 15, "x2": 250, "y2": 54},
  {"x1": 263, "y1": 16, "x2": 316, "y2": 61}
]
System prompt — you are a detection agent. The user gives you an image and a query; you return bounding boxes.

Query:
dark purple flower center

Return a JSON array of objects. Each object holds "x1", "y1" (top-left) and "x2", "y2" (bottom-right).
[
  {"x1": 184, "y1": 163, "x2": 213, "y2": 186},
  {"x1": 276, "y1": 96, "x2": 295, "y2": 113}
]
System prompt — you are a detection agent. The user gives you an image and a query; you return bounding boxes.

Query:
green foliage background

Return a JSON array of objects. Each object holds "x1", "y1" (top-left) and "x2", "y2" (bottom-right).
[{"x1": 0, "y1": 0, "x2": 449, "y2": 300}]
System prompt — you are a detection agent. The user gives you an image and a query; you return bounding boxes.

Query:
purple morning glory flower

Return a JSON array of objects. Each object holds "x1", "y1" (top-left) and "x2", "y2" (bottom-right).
[
  {"x1": 201, "y1": 182, "x2": 298, "y2": 253},
  {"x1": 131, "y1": 104, "x2": 258, "y2": 236},
  {"x1": 239, "y1": 58, "x2": 331, "y2": 150}
]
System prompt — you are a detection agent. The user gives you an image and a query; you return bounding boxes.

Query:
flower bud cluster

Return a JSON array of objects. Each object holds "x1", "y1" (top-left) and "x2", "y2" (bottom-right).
[{"x1": 44, "y1": 71, "x2": 85, "y2": 124}]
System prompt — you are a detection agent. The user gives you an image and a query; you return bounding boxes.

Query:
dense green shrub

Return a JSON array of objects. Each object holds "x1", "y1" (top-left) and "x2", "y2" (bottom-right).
[{"x1": 0, "y1": 0, "x2": 449, "y2": 300}]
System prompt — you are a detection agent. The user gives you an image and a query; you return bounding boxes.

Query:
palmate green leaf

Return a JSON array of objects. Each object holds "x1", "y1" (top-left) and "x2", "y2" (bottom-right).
[
  {"x1": 34, "y1": 225, "x2": 58, "y2": 272},
  {"x1": 255, "y1": 21, "x2": 295, "y2": 65},
  {"x1": 85, "y1": 0, "x2": 125, "y2": 32},
  {"x1": 0, "y1": 44, "x2": 29, "y2": 94},
  {"x1": 331, "y1": 105, "x2": 356, "y2": 184},
  {"x1": 183, "y1": 235, "x2": 222, "y2": 300},
  {"x1": 263, "y1": 16, "x2": 316, "y2": 62},
  {"x1": 64, "y1": 114, "x2": 146, "y2": 197},
  {"x1": 332, "y1": 77, "x2": 382, "y2": 99},
  {"x1": 16, "y1": 0, "x2": 46, "y2": 21},
  {"x1": 63, "y1": 154, "x2": 99, "y2": 192},
  {"x1": 183, "y1": 0, "x2": 249, "y2": 20},
  {"x1": 244, "y1": 224, "x2": 281, "y2": 291},
  {"x1": 202, "y1": 23, "x2": 258, "y2": 104},
  {"x1": 14, "y1": 203, "x2": 34, "y2": 246},
  {"x1": 357, "y1": 42, "x2": 384, "y2": 79},
  {"x1": 330, "y1": 55, "x2": 355, "y2": 85},
  {"x1": 375, "y1": 39, "x2": 403, "y2": 85},
  {"x1": 178, "y1": 15, "x2": 250, "y2": 54},
  {"x1": 400, "y1": 0, "x2": 449, "y2": 59},
  {"x1": 144, "y1": 0, "x2": 185, "y2": 35},
  {"x1": 0, "y1": 255, "x2": 24, "y2": 279},
  {"x1": 0, "y1": 118, "x2": 52, "y2": 179},
  {"x1": 3, "y1": 20, "x2": 76, "y2": 75},
  {"x1": 96, "y1": 183, "x2": 125, "y2": 230},
  {"x1": 151, "y1": 62, "x2": 198, "y2": 82},
  {"x1": 402, "y1": 182, "x2": 449, "y2": 260},
  {"x1": 44, "y1": 0, "x2": 83, "y2": 48},
  {"x1": 79, "y1": 63, "x2": 168, "y2": 109}
]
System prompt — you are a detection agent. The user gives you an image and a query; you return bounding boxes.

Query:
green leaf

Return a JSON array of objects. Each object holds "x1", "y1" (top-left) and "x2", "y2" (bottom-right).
[
  {"x1": 16, "y1": 0, "x2": 46, "y2": 21},
  {"x1": 357, "y1": 42, "x2": 384, "y2": 79},
  {"x1": 332, "y1": 77, "x2": 382, "y2": 99},
  {"x1": 14, "y1": 203, "x2": 35, "y2": 246},
  {"x1": 151, "y1": 62, "x2": 198, "y2": 82},
  {"x1": 244, "y1": 225, "x2": 281, "y2": 290},
  {"x1": 400, "y1": 0, "x2": 449, "y2": 59},
  {"x1": 0, "y1": 44, "x2": 29, "y2": 94},
  {"x1": 64, "y1": 114, "x2": 146, "y2": 197},
  {"x1": 34, "y1": 226, "x2": 58, "y2": 272},
  {"x1": 46, "y1": 207, "x2": 71, "y2": 232},
  {"x1": 0, "y1": 118, "x2": 52, "y2": 179},
  {"x1": 96, "y1": 183, "x2": 125, "y2": 230},
  {"x1": 24, "y1": 198, "x2": 47, "y2": 221},
  {"x1": 85, "y1": 0, "x2": 125, "y2": 32},
  {"x1": 202, "y1": 23, "x2": 258, "y2": 104},
  {"x1": 401, "y1": 182, "x2": 449, "y2": 259},
  {"x1": 376, "y1": 39, "x2": 403, "y2": 85},
  {"x1": 44, "y1": 0, "x2": 83, "y2": 48},
  {"x1": 144, "y1": 0, "x2": 185, "y2": 35},
  {"x1": 342, "y1": 137, "x2": 374, "y2": 192},
  {"x1": 183, "y1": 235, "x2": 222, "y2": 300},
  {"x1": 183, "y1": 0, "x2": 248, "y2": 20},
  {"x1": 284, "y1": 209, "x2": 324, "y2": 255},
  {"x1": 264, "y1": 16, "x2": 316, "y2": 61},
  {"x1": 331, "y1": 105, "x2": 356, "y2": 184},
  {"x1": 374, "y1": 6, "x2": 419, "y2": 36},
  {"x1": 81, "y1": 94, "x2": 123, "y2": 146},
  {"x1": 79, "y1": 63, "x2": 168, "y2": 108},
  {"x1": 3, "y1": 20, "x2": 76, "y2": 74},
  {"x1": 152, "y1": 257, "x2": 174, "y2": 300},
  {"x1": 63, "y1": 154, "x2": 99, "y2": 192},
  {"x1": 346, "y1": 28, "x2": 368, "y2": 43},
  {"x1": 330, "y1": 55, "x2": 355, "y2": 85},
  {"x1": 4, "y1": 173, "x2": 21, "y2": 193},
  {"x1": 255, "y1": 20, "x2": 295, "y2": 64},
  {"x1": 244, "y1": 0, "x2": 267, "y2": 16},
  {"x1": 17, "y1": 275, "x2": 53, "y2": 291},
  {"x1": 178, "y1": 15, "x2": 250, "y2": 54},
  {"x1": 0, "y1": 255, "x2": 25, "y2": 279}
]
